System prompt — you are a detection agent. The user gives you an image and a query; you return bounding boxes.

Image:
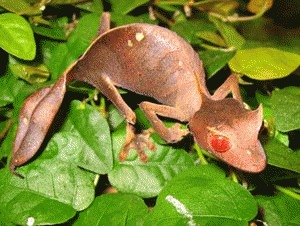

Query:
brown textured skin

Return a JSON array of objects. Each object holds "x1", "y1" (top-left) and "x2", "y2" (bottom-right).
[
  {"x1": 68, "y1": 23, "x2": 208, "y2": 121},
  {"x1": 10, "y1": 13, "x2": 266, "y2": 175}
]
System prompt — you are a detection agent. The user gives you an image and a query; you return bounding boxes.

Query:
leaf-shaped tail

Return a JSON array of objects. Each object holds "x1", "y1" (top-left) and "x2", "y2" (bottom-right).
[{"x1": 10, "y1": 75, "x2": 67, "y2": 176}]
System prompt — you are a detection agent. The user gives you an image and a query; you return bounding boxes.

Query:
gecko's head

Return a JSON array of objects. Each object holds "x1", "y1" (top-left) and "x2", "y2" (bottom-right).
[{"x1": 189, "y1": 98, "x2": 266, "y2": 173}]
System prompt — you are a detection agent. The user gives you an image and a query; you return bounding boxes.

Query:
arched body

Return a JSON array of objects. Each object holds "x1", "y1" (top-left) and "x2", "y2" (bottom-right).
[
  {"x1": 69, "y1": 23, "x2": 208, "y2": 120},
  {"x1": 10, "y1": 13, "x2": 267, "y2": 175}
]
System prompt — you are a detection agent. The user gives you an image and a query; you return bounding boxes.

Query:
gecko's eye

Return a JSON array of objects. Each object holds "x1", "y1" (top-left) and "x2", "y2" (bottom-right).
[{"x1": 209, "y1": 134, "x2": 232, "y2": 152}]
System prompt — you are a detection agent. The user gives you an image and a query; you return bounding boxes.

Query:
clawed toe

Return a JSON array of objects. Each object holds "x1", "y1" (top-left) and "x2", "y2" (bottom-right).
[{"x1": 119, "y1": 126, "x2": 156, "y2": 162}]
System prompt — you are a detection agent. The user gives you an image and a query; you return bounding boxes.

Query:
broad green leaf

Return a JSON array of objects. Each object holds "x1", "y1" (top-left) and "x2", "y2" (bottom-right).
[
  {"x1": 0, "y1": 169, "x2": 76, "y2": 225},
  {"x1": 210, "y1": 16, "x2": 245, "y2": 49},
  {"x1": 107, "y1": 104, "x2": 126, "y2": 130},
  {"x1": 28, "y1": 0, "x2": 87, "y2": 4},
  {"x1": 8, "y1": 55, "x2": 49, "y2": 84},
  {"x1": 200, "y1": 50, "x2": 235, "y2": 78},
  {"x1": 110, "y1": 12, "x2": 155, "y2": 27},
  {"x1": 108, "y1": 125, "x2": 194, "y2": 198},
  {"x1": 0, "y1": 71, "x2": 28, "y2": 107},
  {"x1": 74, "y1": 194, "x2": 148, "y2": 226},
  {"x1": 0, "y1": 0, "x2": 41, "y2": 15},
  {"x1": 264, "y1": 138, "x2": 300, "y2": 173},
  {"x1": 193, "y1": 0, "x2": 239, "y2": 16},
  {"x1": 62, "y1": 100, "x2": 113, "y2": 174},
  {"x1": 239, "y1": 18, "x2": 300, "y2": 55},
  {"x1": 196, "y1": 31, "x2": 227, "y2": 47},
  {"x1": 271, "y1": 87, "x2": 300, "y2": 132},
  {"x1": 110, "y1": 0, "x2": 149, "y2": 15},
  {"x1": 229, "y1": 48, "x2": 300, "y2": 80},
  {"x1": 255, "y1": 91, "x2": 273, "y2": 119},
  {"x1": 256, "y1": 192, "x2": 300, "y2": 226},
  {"x1": 12, "y1": 132, "x2": 96, "y2": 211},
  {"x1": 0, "y1": 13, "x2": 36, "y2": 60},
  {"x1": 0, "y1": 120, "x2": 17, "y2": 159},
  {"x1": 144, "y1": 165, "x2": 257, "y2": 225},
  {"x1": 156, "y1": 2, "x2": 184, "y2": 12},
  {"x1": 155, "y1": 0, "x2": 188, "y2": 5},
  {"x1": 172, "y1": 19, "x2": 216, "y2": 45},
  {"x1": 76, "y1": 0, "x2": 104, "y2": 12},
  {"x1": 9, "y1": 62, "x2": 50, "y2": 84},
  {"x1": 31, "y1": 17, "x2": 68, "y2": 40},
  {"x1": 247, "y1": 0, "x2": 273, "y2": 14}
]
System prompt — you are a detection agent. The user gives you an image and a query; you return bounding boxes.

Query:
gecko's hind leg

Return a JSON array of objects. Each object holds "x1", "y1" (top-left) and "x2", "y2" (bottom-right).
[{"x1": 119, "y1": 124, "x2": 156, "y2": 162}]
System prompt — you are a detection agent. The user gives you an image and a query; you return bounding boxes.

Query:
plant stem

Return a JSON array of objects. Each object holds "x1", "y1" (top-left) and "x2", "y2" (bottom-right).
[
  {"x1": 193, "y1": 143, "x2": 208, "y2": 165},
  {"x1": 275, "y1": 185, "x2": 300, "y2": 201},
  {"x1": 99, "y1": 96, "x2": 107, "y2": 118},
  {"x1": 93, "y1": 174, "x2": 100, "y2": 186},
  {"x1": 230, "y1": 169, "x2": 239, "y2": 183}
]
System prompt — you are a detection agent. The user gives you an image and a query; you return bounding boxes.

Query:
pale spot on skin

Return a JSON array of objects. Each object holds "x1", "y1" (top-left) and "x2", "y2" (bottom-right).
[
  {"x1": 135, "y1": 32, "x2": 144, "y2": 42},
  {"x1": 128, "y1": 40, "x2": 133, "y2": 47},
  {"x1": 178, "y1": 61, "x2": 183, "y2": 67},
  {"x1": 23, "y1": 117, "x2": 29, "y2": 125},
  {"x1": 247, "y1": 150, "x2": 252, "y2": 155}
]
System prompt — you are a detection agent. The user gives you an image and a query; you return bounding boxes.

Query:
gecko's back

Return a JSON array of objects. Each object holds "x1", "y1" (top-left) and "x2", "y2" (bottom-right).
[
  {"x1": 71, "y1": 23, "x2": 208, "y2": 119},
  {"x1": 10, "y1": 14, "x2": 267, "y2": 175}
]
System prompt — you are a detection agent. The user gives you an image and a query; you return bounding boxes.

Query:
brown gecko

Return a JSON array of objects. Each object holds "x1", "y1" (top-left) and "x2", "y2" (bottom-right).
[{"x1": 10, "y1": 13, "x2": 266, "y2": 175}]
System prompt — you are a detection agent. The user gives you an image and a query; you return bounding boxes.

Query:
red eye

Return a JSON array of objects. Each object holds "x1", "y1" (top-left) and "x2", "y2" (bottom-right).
[{"x1": 210, "y1": 135, "x2": 231, "y2": 152}]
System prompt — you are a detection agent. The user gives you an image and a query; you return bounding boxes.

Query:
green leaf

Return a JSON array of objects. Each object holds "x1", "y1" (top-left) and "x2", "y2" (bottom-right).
[
  {"x1": 247, "y1": 0, "x2": 273, "y2": 14},
  {"x1": 76, "y1": 0, "x2": 104, "y2": 13},
  {"x1": 46, "y1": 13, "x2": 100, "y2": 79},
  {"x1": 62, "y1": 100, "x2": 113, "y2": 174},
  {"x1": 264, "y1": 138, "x2": 300, "y2": 173},
  {"x1": 0, "y1": 71, "x2": 28, "y2": 107},
  {"x1": 229, "y1": 48, "x2": 300, "y2": 80},
  {"x1": 239, "y1": 18, "x2": 300, "y2": 55},
  {"x1": 12, "y1": 132, "x2": 96, "y2": 211},
  {"x1": 110, "y1": 0, "x2": 149, "y2": 15},
  {"x1": 9, "y1": 62, "x2": 50, "y2": 84},
  {"x1": 108, "y1": 125, "x2": 194, "y2": 198},
  {"x1": 0, "y1": 13, "x2": 36, "y2": 60},
  {"x1": 144, "y1": 165, "x2": 257, "y2": 225},
  {"x1": 155, "y1": 0, "x2": 188, "y2": 6},
  {"x1": 271, "y1": 87, "x2": 300, "y2": 132},
  {"x1": 210, "y1": 16, "x2": 245, "y2": 49},
  {"x1": 110, "y1": 12, "x2": 155, "y2": 27},
  {"x1": 196, "y1": 30, "x2": 227, "y2": 47},
  {"x1": 200, "y1": 50, "x2": 235, "y2": 78},
  {"x1": 107, "y1": 104, "x2": 126, "y2": 130},
  {"x1": 35, "y1": 0, "x2": 88, "y2": 4},
  {"x1": 172, "y1": 19, "x2": 216, "y2": 45},
  {"x1": 0, "y1": 0, "x2": 41, "y2": 15},
  {"x1": 0, "y1": 120, "x2": 17, "y2": 159},
  {"x1": 74, "y1": 194, "x2": 148, "y2": 226},
  {"x1": 0, "y1": 169, "x2": 76, "y2": 225},
  {"x1": 193, "y1": 0, "x2": 239, "y2": 16},
  {"x1": 255, "y1": 91, "x2": 273, "y2": 119},
  {"x1": 31, "y1": 17, "x2": 68, "y2": 40},
  {"x1": 256, "y1": 192, "x2": 300, "y2": 226}
]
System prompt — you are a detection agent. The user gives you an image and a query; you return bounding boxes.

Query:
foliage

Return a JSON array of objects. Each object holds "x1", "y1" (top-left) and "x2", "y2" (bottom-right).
[{"x1": 0, "y1": 0, "x2": 299, "y2": 225}]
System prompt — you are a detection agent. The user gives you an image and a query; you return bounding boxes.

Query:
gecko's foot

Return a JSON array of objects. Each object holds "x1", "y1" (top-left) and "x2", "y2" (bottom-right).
[
  {"x1": 167, "y1": 123, "x2": 189, "y2": 143},
  {"x1": 119, "y1": 125, "x2": 156, "y2": 162}
]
